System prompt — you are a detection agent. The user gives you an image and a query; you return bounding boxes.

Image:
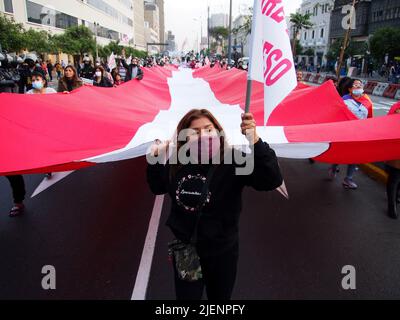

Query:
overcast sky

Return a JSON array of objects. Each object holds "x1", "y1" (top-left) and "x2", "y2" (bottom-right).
[{"x1": 165, "y1": 0, "x2": 303, "y2": 51}]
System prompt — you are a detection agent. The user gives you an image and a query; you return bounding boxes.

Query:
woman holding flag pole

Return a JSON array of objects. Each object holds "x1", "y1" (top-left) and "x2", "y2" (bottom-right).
[{"x1": 147, "y1": 108, "x2": 283, "y2": 300}]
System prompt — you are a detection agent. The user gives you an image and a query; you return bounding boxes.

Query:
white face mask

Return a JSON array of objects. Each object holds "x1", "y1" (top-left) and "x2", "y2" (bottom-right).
[
  {"x1": 352, "y1": 88, "x2": 364, "y2": 96},
  {"x1": 95, "y1": 71, "x2": 102, "y2": 78}
]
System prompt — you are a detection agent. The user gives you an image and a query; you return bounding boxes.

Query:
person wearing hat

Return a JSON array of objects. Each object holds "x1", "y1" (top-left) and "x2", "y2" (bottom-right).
[
  {"x1": 18, "y1": 53, "x2": 45, "y2": 94},
  {"x1": 79, "y1": 56, "x2": 95, "y2": 80}
]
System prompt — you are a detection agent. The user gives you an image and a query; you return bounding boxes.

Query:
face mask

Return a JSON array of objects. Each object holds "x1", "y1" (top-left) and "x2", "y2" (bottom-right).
[
  {"x1": 32, "y1": 81, "x2": 43, "y2": 90},
  {"x1": 352, "y1": 88, "x2": 364, "y2": 96},
  {"x1": 95, "y1": 71, "x2": 102, "y2": 77},
  {"x1": 188, "y1": 135, "x2": 221, "y2": 163}
]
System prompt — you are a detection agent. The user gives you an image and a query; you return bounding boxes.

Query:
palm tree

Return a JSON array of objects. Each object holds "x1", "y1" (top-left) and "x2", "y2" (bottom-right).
[{"x1": 290, "y1": 12, "x2": 313, "y2": 58}]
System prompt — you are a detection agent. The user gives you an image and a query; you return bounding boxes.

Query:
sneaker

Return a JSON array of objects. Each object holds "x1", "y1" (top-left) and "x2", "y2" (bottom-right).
[
  {"x1": 328, "y1": 167, "x2": 339, "y2": 180},
  {"x1": 343, "y1": 178, "x2": 358, "y2": 189}
]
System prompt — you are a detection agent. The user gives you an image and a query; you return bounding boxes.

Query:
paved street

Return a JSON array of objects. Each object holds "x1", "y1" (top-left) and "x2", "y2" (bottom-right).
[{"x1": 1, "y1": 156, "x2": 399, "y2": 300}]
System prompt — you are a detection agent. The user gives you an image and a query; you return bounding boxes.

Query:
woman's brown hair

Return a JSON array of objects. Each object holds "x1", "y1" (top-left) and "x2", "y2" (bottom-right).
[
  {"x1": 170, "y1": 109, "x2": 227, "y2": 178},
  {"x1": 62, "y1": 65, "x2": 80, "y2": 85}
]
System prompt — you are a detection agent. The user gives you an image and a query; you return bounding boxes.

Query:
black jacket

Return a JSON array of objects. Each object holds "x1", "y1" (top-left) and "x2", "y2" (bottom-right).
[
  {"x1": 92, "y1": 76, "x2": 113, "y2": 88},
  {"x1": 121, "y1": 59, "x2": 144, "y2": 81},
  {"x1": 147, "y1": 139, "x2": 283, "y2": 257},
  {"x1": 79, "y1": 65, "x2": 95, "y2": 80}
]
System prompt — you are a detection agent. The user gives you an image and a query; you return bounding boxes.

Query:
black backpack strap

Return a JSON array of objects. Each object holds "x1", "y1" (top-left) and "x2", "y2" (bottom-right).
[{"x1": 190, "y1": 165, "x2": 218, "y2": 245}]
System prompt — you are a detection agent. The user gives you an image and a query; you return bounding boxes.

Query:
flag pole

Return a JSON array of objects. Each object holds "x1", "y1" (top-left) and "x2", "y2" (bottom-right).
[{"x1": 244, "y1": 79, "x2": 252, "y2": 113}]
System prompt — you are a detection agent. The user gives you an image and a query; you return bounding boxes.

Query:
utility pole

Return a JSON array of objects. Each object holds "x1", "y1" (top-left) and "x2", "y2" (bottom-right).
[
  {"x1": 94, "y1": 22, "x2": 99, "y2": 61},
  {"x1": 228, "y1": 0, "x2": 233, "y2": 64},
  {"x1": 336, "y1": 0, "x2": 357, "y2": 81}
]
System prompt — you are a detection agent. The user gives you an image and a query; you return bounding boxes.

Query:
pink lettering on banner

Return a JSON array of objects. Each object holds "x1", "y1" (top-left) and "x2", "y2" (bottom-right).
[
  {"x1": 261, "y1": 0, "x2": 285, "y2": 23},
  {"x1": 263, "y1": 41, "x2": 292, "y2": 86}
]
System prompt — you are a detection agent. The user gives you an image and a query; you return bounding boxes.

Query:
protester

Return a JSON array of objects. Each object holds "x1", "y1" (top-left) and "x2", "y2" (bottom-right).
[
  {"x1": 79, "y1": 57, "x2": 95, "y2": 80},
  {"x1": 5, "y1": 176, "x2": 26, "y2": 217},
  {"x1": 55, "y1": 62, "x2": 63, "y2": 80},
  {"x1": 18, "y1": 54, "x2": 45, "y2": 93},
  {"x1": 26, "y1": 71, "x2": 57, "y2": 94},
  {"x1": 121, "y1": 57, "x2": 144, "y2": 81},
  {"x1": 92, "y1": 66, "x2": 113, "y2": 88},
  {"x1": 329, "y1": 78, "x2": 372, "y2": 189},
  {"x1": 232, "y1": 48, "x2": 241, "y2": 67},
  {"x1": 113, "y1": 73, "x2": 124, "y2": 86},
  {"x1": 57, "y1": 65, "x2": 83, "y2": 93},
  {"x1": 147, "y1": 109, "x2": 283, "y2": 300},
  {"x1": 386, "y1": 102, "x2": 400, "y2": 219},
  {"x1": 296, "y1": 70, "x2": 304, "y2": 83},
  {"x1": 47, "y1": 60, "x2": 54, "y2": 81}
]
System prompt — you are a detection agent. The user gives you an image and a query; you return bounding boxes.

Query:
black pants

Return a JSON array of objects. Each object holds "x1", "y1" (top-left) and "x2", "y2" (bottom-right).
[
  {"x1": 387, "y1": 166, "x2": 400, "y2": 216},
  {"x1": 5, "y1": 175, "x2": 26, "y2": 204},
  {"x1": 173, "y1": 247, "x2": 238, "y2": 300}
]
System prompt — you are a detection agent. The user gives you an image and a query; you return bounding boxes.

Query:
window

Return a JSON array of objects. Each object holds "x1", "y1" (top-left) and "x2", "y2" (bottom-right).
[
  {"x1": 313, "y1": 6, "x2": 318, "y2": 16},
  {"x1": 4, "y1": 0, "x2": 13, "y2": 13},
  {"x1": 87, "y1": 22, "x2": 119, "y2": 40},
  {"x1": 87, "y1": 0, "x2": 133, "y2": 26},
  {"x1": 304, "y1": 32, "x2": 307, "y2": 40},
  {"x1": 312, "y1": 30, "x2": 315, "y2": 39},
  {"x1": 320, "y1": 28, "x2": 324, "y2": 38},
  {"x1": 26, "y1": 1, "x2": 78, "y2": 29}
]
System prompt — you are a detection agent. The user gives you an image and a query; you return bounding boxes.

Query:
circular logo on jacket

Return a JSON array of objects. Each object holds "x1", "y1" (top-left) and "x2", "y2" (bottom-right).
[{"x1": 176, "y1": 174, "x2": 211, "y2": 212}]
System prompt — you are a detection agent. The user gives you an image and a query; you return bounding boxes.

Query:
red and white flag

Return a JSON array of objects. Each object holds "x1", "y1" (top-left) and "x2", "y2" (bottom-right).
[
  {"x1": 1, "y1": 66, "x2": 400, "y2": 176},
  {"x1": 249, "y1": 0, "x2": 297, "y2": 125}
]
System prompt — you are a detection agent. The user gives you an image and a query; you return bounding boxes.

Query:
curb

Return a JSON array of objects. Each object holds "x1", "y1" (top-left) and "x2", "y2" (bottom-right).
[{"x1": 359, "y1": 163, "x2": 388, "y2": 185}]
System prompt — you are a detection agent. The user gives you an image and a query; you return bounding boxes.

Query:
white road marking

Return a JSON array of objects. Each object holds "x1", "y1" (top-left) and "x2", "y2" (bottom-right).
[{"x1": 131, "y1": 195, "x2": 165, "y2": 300}]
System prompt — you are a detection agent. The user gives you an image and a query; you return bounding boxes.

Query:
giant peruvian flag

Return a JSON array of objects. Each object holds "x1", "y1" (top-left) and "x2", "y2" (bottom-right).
[{"x1": 0, "y1": 0, "x2": 400, "y2": 175}]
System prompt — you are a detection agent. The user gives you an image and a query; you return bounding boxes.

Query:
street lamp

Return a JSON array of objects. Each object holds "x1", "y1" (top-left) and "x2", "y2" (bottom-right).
[{"x1": 193, "y1": 17, "x2": 202, "y2": 52}]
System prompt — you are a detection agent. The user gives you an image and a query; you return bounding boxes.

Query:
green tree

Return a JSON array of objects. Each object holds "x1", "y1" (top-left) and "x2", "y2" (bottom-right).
[
  {"x1": 23, "y1": 29, "x2": 52, "y2": 55},
  {"x1": 369, "y1": 27, "x2": 400, "y2": 63},
  {"x1": 55, "y1": 25, "x2": 96, "y2": 59},
  {"x1": 0, "y1": 13, "x2": 26, "y2": 52},
  {"x1": 290, "y1": 12, "x2": 313, "y2": 57},
  {"x1": 326, "y1": 38, "x2": 368, "y2": 62},
  {"x1": 303, "y1": 48, "x2": 315, "y2": 57},
  {"x1": 232, "y1": 7, "x2": 253, "y2": 37}
]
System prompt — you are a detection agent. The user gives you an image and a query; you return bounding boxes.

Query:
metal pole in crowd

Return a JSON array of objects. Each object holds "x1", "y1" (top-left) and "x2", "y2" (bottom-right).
[
  {"x1": 207, "y1": 6, "x2": 210, "y2": 53},
  {"x1": 228, "y1": 0, "x2": 233, "y2": 64}
]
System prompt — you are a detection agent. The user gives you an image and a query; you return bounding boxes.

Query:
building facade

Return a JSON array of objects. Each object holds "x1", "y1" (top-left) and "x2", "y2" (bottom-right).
[
  {"x1": 0, "y1": 0, "x2": 145, "y2": 50},
  {"x1": 232, "y1": 15, "x2": 251, "y2": 57},
  {"x1": 155, "y1": 0, "x2": 165, "y2": 44},
  {"x1": 368, "y1": 0, "x2": 400, "y2": 34},
  {"x1": 144, "y1": 1, "x2": 159, "y2": 53},
  {"x1": 166, "y1": 30, "x2": 176, "y2": 52},
  {"x1": 210, "y1": 13, "x2": 229, "y2": 28},
  {"x1": 329, "y1": 0, "x2": 371, "y2": 42},
  {"x1": 132, "y1": 0, "x2": 146, "y2": 50},
  {"x1": 298, "y1": 0, "x2": 334, "y2": 67}
]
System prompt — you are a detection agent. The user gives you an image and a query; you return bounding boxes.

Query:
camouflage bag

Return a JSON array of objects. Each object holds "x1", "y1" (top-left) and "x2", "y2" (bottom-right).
[{"x1": 168, "y1": 239, "x2": 202, "y2": 282}]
